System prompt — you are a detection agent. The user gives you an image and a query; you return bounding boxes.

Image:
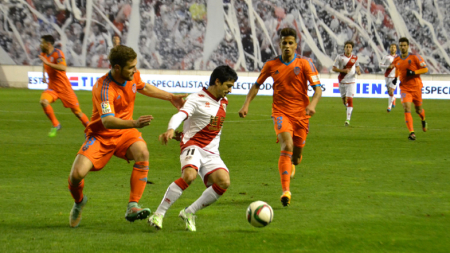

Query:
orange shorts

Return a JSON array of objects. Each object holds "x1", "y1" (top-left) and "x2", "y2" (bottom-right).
[
  {"x1": 41, "y1": 89, "x2": 80, "y2": 109},
  {"x1": 272, "y1": 113, "x2": 309, "y2": 148},
  {"x1": 400, "y1": 90, "x2": 422, "y2": 107},
  {"x1": 77, "y1": 128, "x2": 146, "y2": 170}
]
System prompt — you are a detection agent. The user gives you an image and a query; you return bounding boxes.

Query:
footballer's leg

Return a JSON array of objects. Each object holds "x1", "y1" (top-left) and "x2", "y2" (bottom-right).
[
  {"x1": 345, "y1": 84, "x2": 354, "y2": 126},
  {"x1": 62, "y1": 90, "x2": 90, "y2": 127},
  {"x1": 71, "y1": 107, "x2": 90, "y2": 127},
  {"x1": 68, "y1": 154, "x2": 93, "y2": 228},
  {"x1": 340, "y1": 84, "x2": 350, "y2": 125},
  {"x1": 291, "y1": 146, "x2": 303, "y2": 179},
  {"x1": 415, "y1": 98, "x2": 427, "y2": 132},
  {"x1": 149, "y1": 166, "x2": 196, "y2": 229},
  {"x1": 402, "y1": 95, "x2": 415, "y2": 140},
  {"x1": 40, "y1": 91, "x2": 60, "y2": 137},
  {"x1": 182, "y1": 169, "x2": 229, "y2": 231},
  {"x1": 125, "y1": 141, "x2": 151, "y2": 222},
  {"x1": 387, "y1": 87, "x2": 395, "y2": 112},
  {"x1": 278, "y1": 132, "x2": 293, "y2": 207},
  {"x1": 391, "y1": 87, "x2": 396, "y2": 108}
]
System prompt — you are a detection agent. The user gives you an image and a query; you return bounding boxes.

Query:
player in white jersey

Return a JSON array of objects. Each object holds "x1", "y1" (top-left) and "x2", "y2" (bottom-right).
[
  {"x1": 379, "y1": 43, "x2": 398, "y2": 112},
  {"x1": 148, "y1": 65, "x2": 238, "y2": 232},
  {"x1": 332, "y1": 41, "x2": 361, "y2": 126}
]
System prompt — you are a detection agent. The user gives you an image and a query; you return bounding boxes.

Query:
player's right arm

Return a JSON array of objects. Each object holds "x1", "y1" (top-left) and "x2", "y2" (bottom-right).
[
  {"x1": 159, "y1": 95, "x2": 196, "y2": 145},
  {"x1": 159, "y1": 112, "x2": 187, "y2": 145},
  {"x1": 239, "y1": 62, "x2": 271, "y2": 118},
  {"x1": 332, "y1": 56, "x2": 349, "y2": 74},
  {"x1": 238, "y1": 84, "x2": 260, "y2": 118},
  {"x1": 42, "y1": 65, "x2": 47, "y2": 83}
]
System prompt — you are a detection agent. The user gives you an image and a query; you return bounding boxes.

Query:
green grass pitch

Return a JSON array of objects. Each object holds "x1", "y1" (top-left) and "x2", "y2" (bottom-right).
[{"x1": 0, "y1": 88, "x2": 449, "y2": 253}]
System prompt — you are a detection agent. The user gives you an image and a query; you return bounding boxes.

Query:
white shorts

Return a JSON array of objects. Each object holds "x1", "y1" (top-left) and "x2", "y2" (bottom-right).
[
  {"x1": 180, "y1": 146, "x2": 229, "y2": 187},
  {"x1": 339, "y1": 83, "x2": 355, "y2": 98},
  {"x1": 385, "y1": 77, "x2": 397, "y2": 90}
]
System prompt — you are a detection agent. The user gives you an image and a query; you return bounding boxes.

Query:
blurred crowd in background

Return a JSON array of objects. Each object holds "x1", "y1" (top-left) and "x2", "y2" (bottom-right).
[{"x1": 1, "y1": 0, "x2": 449, "y2": 74}]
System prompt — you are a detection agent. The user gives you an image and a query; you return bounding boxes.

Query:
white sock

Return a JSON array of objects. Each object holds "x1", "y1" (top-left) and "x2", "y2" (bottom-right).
[
  {"x1": 346, "y1": 107, "x2": 353, "y2": 121},
  {"x1": 185, "y1": 186, "x2": 220, "y2": 214},
  {"x1": 388, "y1": 96, "x2": 394, "y2": 108},
  {"x1": 155, "y1": 182, "x2": 183, "y2": 216}
]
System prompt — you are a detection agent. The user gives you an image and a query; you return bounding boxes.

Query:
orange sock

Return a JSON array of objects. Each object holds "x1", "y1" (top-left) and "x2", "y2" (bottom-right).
[
  {"x1": 392, "y1": 98, "x2": 396, "y2": 106},
  {"x1": 78, "y1": 113, "x2": 90, "y2": 127},
  {"x1": 404, "y1": 112, "x2": 414, "y2": 132},
  {"x1": 68, "y1": 177, "x2": 84, "y2": 203},
  {"x1": 278, "y1": 151, "x2": 293, "y2": 192},
  {"x1": 43, "y1": 105, "x2": 60, "y2": 127},
  {"x1": 129, "y1": 161, "x2": 149, "y2": 203},
  {"x1": 418, "y1": 109, "x2": 425, "y2": 121}
]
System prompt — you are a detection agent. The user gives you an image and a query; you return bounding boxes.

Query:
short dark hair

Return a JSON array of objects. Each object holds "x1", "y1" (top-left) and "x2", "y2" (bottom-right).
[
  {"x1": 279, "y1": 27, "x2": 297, "y2": 41},
  {"x1": 399, "y1": 37, "x2": 409, "y2": 45},
  {"x1": 389, "y1": 43, "x2": 398, "y2": 51},
  {"x1": 109, "y1": 45, "x2": 137, "y2": 68},
  {"x1": 344, "y1": 40, "x2": 354, "y2": 48},
  {"x1": 209, "y1": 65, "x2": 238, "y2": 86},
  {"x1": 41, "y1": 35, "x2": 55, "y2": 45}
]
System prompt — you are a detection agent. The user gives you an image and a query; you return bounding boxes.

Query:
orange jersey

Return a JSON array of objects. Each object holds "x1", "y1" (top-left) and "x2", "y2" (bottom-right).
[
  {"x1": 392, "y1": 53, "x2": 427, "y2": 92},
  {"x1": 256, "y1": 54, "x2": 321, "y2": 118},
  {"x1": 85, "y1": 70, "x2": 146, "y2": 137},
  {"x1": 41, "y1": 49, "x2": 72, "y2": 93}
]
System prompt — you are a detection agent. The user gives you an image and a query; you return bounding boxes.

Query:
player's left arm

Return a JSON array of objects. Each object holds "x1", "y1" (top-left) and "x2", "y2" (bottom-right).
[
  {"x1": 38, "y1": 55, "x2": 67, "y2": 71},
  {"x1": 407, "y1": 55, "x2": 428, "y2": 76},
  {"x1": 306, "y1": 85, "x2": 322, "y2": 116},
  {"x1": 304, "y1": 59, "x2": 322, "y2": 116},
  {"x1": 355, "y1": 61, "x2": 361, "y2": 75},
  {"x1": 138, "y1": 83, "x2": 187, "y2": 109}
]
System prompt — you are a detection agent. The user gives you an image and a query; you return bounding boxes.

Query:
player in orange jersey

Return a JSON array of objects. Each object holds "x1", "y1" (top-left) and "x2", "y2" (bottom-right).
[
  {"x1": 239, "y1": 28, "x2": 322, "y2": 207},
  {"x1": 39, "y1": 35, "x2": 90, "y2": 137},
  {"x1": 67, "y1": 45, "x2": 187, "y2": 228},
  {"x1": 390, "y1": 37, "x2": 428, "y2": 141}
]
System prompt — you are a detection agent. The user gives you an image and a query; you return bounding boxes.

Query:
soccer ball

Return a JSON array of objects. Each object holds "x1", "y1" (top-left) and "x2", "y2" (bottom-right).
[{"x1": 246, "y1": 201, "x2": 274, "y2": 227}]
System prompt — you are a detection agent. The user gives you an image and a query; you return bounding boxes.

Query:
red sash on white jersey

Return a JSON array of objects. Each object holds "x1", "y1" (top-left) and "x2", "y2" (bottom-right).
[
  {"x1": 384, "y1": 54, "x2": 397, "y2": 77},
  {"x1": 338, "y1": 55, "x2": 358, "y2": 83}
]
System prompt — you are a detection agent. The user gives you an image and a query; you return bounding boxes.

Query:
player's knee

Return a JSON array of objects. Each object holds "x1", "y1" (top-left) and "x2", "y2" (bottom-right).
[
  {"x1": 134, "y1": 148, "x2": 149, "y2": 161},
  {"x1": 182, "y1": 171, "x2": 196, "y2": 185},
  {"x1": 70, "y1": 169, "x2": 84, "y2": 182},
  {"x1": 216, "y1": 178, "x2": 230, "y2": 189},
  {"x1": 415, "y1": 108, "x2": 421, "y2": 114},
  {"x1": 281, "y1": 142, "x2": 294, "y2": 152},
  {"x1": 40, "y1": 99, "x2": 49, "y2": 107},
  {"x1": 71, "y1": 107, "x2": 83, "y2": 117}
]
